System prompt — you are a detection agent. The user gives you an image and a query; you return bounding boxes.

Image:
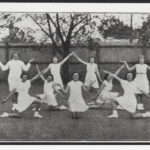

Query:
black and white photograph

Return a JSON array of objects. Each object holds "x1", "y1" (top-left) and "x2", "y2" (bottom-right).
[{"x1": 0, "y1": 3, "x2": 150, "y2": 144}]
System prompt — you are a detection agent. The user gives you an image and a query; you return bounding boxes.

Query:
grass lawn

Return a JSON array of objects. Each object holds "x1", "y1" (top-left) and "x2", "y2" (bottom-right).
[{"x1": 0, "y1": 81, "x2": 150, "y2": 142}]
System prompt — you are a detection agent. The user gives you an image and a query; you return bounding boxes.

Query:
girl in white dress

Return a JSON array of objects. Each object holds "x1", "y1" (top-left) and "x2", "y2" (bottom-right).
[
  {"x1": 121, "y1": 55, "x2": 150, "y2": 110},
  {"x1": 0, "y1": 72, "x2": 44, "y2": 118},
  {"x1": 94, "y1": 65, "x2": 124, "y2": 107},
  {"x1": 43, "y1": 52, "x2": 73, "y2": 89},
  {"x1": 0, "y1": 52, "x2": 34, "y2": 111},
  {"x1": 73, "y1": 52, "x2": 102, "y2": 104},
  {"x1": 103, "y1": 70, "x2": 150, "y2": 119},
  {"x1": 36, "y1": 65, "x2": 64, "y2": 111},
  {"x1": 61, "y1": 72, "x2": 91, "y2": 119}
]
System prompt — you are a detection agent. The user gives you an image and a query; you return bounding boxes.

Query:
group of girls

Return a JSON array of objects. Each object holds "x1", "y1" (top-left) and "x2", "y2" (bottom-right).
[{"x1": 0, "y1": 51, "x2": 150, "y2": 119}]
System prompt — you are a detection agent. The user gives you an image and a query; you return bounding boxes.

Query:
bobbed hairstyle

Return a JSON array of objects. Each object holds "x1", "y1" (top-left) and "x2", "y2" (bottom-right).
[{"x1": 47, "y1": 74, "x2": 54, "y2": 81}]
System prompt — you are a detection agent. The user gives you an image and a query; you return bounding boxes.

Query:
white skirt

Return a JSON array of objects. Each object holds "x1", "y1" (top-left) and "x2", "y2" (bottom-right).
[
  {"x1": 134, "y1": 74, "x2": 149, "y2": 94},
  {"x1": 97, "y1": 91, "x2": 119, "y2": 104},
  {"x1": 37, "y1": 93, "x2": 57, "y2": 106},
  {"x1": 68, "y1": 96, "x2": 88, "y2": 112},
  {"x1": 116, "y1": 94, "x2": 137, "y2": 113},
  {"x1": 84, "y1": 73, "x2": 99, "y2": 88},
  {"x1": 16, "y1": 93, "x2": 35, "y2": 112}
]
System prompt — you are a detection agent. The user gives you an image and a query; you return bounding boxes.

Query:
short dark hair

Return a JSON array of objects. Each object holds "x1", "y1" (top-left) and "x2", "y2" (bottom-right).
[
  {"x1": 88, "y1": 56, "x2": 95, "y2": 62},
  {"x1": 125, "y1": 71, "x2": 135, "y2": 80},
  {"x1": 10, "y1": 52, "x2": 20, "y2": 59},
  {"x1": 71, "y1": 72, "x2": 80, "y2": 78},
  {"x1": 103, "y1": 73, "x2": 110, "y2": 80},
  {"x1": 20, "y1": 73, "x2": 28, "y2": 78},
  {"x1": 47, "y1": 74, "x2": 54, "y2": 81}
]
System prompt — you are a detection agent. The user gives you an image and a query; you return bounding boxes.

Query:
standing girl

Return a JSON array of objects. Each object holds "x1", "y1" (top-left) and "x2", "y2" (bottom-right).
[
  {"x1": 73, "y1": 52, "x2": 102, "y2": 104},
  {"x1": 103, "y1": 70, "x2": 150, "y2": 119},
  {"x1": 36, "y1": 65, "x2": 64, "y2": 111},
  {"x1": 61, "y1": 72, "x2": 91, "y2": 119},
  {"x1": 42, "y1": 52, "x2": 73, "y2": 88},
  {"x1": 0, "y1": 52, "x2": 34, "y2": 111},
  {"x1": 0, "y1": 71, "x2": 44, "y2": 118},
  {"x1": 121, "y1": 55, "x2": 150, "y2": 110}
]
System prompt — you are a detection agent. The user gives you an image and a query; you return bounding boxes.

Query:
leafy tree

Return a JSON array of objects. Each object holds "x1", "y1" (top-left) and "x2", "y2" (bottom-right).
[
  {"x1": 97, "y1": 16, "x2": 132, "y2": 39},
  {"x1": 0, "y1": 13, "x2": 36, "y2": 43},
  {"x1": 138, "y1": 16, "x2": 150, "y2": 46}
]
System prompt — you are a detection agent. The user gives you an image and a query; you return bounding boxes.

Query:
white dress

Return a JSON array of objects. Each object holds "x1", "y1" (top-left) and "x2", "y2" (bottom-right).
[
  {"x1": 96, "y1": 80, "x2": 119, "y2": 104},
  {"x1": 15, "y1": 80, "x2": 35, "y2": 113},
  {"x1": 0, "y1": 60, "x2": 31, "y2": 91},
  {"x1": 68, "y1": 81, "x2": 88, "y2": 112},
  {"x1": 38, "y1": 81, "x2": 57, "y2": 106},
  {"x1": 48, "y1": 63, "x2": 63, "y2": 88},
  {"x1": 116, "y1": 80, "x2": 138, "y2": 113},
  {"x1": 134, "y1": 64, "x2": 149, "y2": 94},
  {"x1": 84, "y1": 63, "x2": 99, "y2": 88}
]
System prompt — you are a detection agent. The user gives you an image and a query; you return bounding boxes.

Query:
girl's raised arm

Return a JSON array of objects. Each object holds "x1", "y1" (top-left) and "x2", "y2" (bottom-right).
[
  {"x1": 120, "y1": 61, "x2": 136, "y2": 71},
  {"x1": 0, "y1": 61, "x2": 9, "y2": 71},
  {"x1": 30, "y1": 69, "x2": 45, "y2": 83},
  {"x1": 93, "y1": 83, "x2": 105, "y2": 100},
  {"x1": 59, "y1": 52, "x2": 73, "y2": 66},
  {"x1": 22, "y1": 59, "x2": 35, "y2": 72},
  {"x1": 36, "y1": 65, "x2": 46, "y2": 82},
  {"x1": 115, "y1": 64, "x2": 125, "y2": 76},
  {"x1": 74, "y1": 52, "x2": 88, "y2": 65},
  {"x1": 42, "y1": 65, "x2": 51, "y2": 75},
  {"x1": 95, "y1": 65, "x2": 102, "y2": 82},
  {"x1": 103, "y1": 70, "x2": 122, "y2": 83}
]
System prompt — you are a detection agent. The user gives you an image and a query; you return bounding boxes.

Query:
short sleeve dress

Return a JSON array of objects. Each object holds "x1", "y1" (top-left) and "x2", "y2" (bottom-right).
[{"x1": 68, "y1": 80, "x2": 88, "y2": 112}]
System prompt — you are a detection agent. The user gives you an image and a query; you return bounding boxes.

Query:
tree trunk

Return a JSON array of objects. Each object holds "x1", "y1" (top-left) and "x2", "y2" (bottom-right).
[{"x1": 62, "y1": 44, "x2": 70, "y2": 85}]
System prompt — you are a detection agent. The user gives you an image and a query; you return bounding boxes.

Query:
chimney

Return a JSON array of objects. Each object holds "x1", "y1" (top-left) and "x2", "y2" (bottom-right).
[{"x1": 9, "y1": 20, "x2": 14, "y2": 36}]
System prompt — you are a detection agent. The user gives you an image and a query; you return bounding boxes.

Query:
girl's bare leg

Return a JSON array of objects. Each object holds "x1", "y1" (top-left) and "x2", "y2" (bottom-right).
[
  {"x1": 107, "y1": 100, "x2": 119, "y2": 118},
  {"x1": 11, "y1": 92, "x2": 18, "y2": 111},
  {"x1": 76, "y1": 112, "x2": 80, "y2": 119},
  {"x1": 136, "y1": 94, "x2": 144, "y2": 110},
  {"x1": 32, "y1": 100, "x2": 43, "y2": 118},
  {"x1": 71, "y1": 112, "x2": 76, "y2": 119}
]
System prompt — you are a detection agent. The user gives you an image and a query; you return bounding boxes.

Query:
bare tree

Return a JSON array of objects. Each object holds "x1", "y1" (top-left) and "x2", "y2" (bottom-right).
[{"x1": 27, "y1": 13, "x2": 95, "y2": 83}]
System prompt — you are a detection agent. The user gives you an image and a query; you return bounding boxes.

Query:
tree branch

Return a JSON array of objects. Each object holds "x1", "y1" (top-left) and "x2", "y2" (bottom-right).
[
  {"x1": 28, "y1": 14, "x2": 62, "y2": 55},
  {"x1": 27, "y1": 14, "x2": 50, "y2": 38},
  {"x1": 56, "y1": 13, "x2": 65, "y2": 44},
  {"x1": 45, "y1": 13, "x2": 63, "y2": 55},
  {"x1": 73, "y1": 14, "x2": 89, "y2": 28},
  {"x1": 46, "y1": 14, "x2": 57, "y2": 29},
  {"x1": 71, "y1": 22, "x2": 89, "y2": 39},
  {"x1": 65, "y1": 14, "x2": 75, "y2": 43}
]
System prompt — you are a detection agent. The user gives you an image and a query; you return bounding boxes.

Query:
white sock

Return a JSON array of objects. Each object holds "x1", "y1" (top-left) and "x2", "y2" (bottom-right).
[
  {"x1": 34, "y1": 111, "x2": 38, "y2": 115},
  {"x1": 142, "y1": 111, "x2": 150, "y2": 118},
  {"x1": 113, "y1": 110, "x2": 118, "y2": 115},
  {"x1": 13, "y1": 104, "x2": 16, "y2": 107}
]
